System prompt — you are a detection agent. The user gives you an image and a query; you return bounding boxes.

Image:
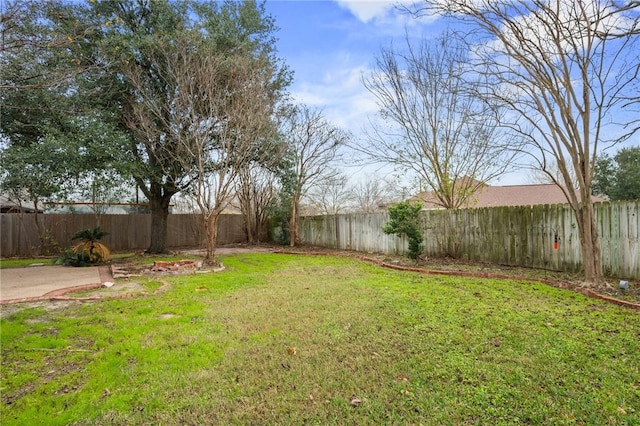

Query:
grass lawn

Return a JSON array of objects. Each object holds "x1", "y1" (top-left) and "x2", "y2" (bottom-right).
[
  {"x1": 1, "y1": 253, "x2": 638, "y2": 425},
  {"x1": 0, "y1": 253, "x2": 136, "y2": 269},
  {"x1": 0, "y1": 258, "x2": 55, "y2": 269}
]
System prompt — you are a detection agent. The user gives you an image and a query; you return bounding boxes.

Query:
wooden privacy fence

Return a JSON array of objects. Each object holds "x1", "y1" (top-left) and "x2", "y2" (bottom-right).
[
  {"x1": 0, "y1": 214, "x2": 246, "y2": 257},
  {"x1": 299, "y1": 201, "x2": 640, "y2": 279}
]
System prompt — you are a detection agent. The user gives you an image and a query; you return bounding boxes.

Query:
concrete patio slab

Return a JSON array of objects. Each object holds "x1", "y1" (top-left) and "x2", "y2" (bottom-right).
[{"x1": 0, "y1": 265, "x2": 107, "y2": 302}]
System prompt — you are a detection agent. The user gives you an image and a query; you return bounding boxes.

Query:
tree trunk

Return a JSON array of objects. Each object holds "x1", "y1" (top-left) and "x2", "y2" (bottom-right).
[
  {"x1": 31, "y1": 199, "x2": 44, "y2": 256},
  {"x1": 577, "y1": 201, "x2": 604, "y2": 284},
  {"x1": 203, "y1": 212, "x2": 219, "y2": 266},
  {"x1": 245, "y1": 207, "x2": 256, "y2": 244},
  {"x1": 146, "y1": 184, "x2": 172, "y2": 254},
  {"x1": 289, "y1": 197, "x2": 299, "y2": 247},
  {"x1": 257, "y1": 208, "x2": 269, "y2": 243}
]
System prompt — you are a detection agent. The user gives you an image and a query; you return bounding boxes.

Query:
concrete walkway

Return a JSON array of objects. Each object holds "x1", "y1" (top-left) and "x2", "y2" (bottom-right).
[{"x1": 0, "y1": 265, "x2": 108, "y2": 303}]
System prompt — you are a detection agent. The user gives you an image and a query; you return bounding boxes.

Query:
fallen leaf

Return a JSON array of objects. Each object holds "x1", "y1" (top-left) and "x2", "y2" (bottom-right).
[
  {"x1": 287, "y1": 346, "x2": 297, "y2": 355},
  {"x1": 350, "y1": 395, "x2": 362, "y2": 406},
  {"x1": 617, "y1": 407, "x2": 627, "y2": 414}
]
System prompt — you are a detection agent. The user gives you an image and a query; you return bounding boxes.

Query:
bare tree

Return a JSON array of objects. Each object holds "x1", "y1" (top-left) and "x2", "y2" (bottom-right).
[
  {"x1": 283, "y1": 106, "x2": 350, "y2": 246},
  {"x1": 305, "y1": 173, "x2": 351, "y2": 215},
  {"x1": 412, "y1": 0, "x2": 640, "y2": 283},
  {"x1": 348, "y1": 175, "x2": 396, "y2": 213},
  {"x1": 529, "y1": 161, "x2": 580, "y2": 189},
  {"x1": 357, "y1": 31, "x2": 521, "y2": 209},
  {"x1": 236, "y1": 165, "x2": 281, "y2": 243},
  {"x1": 126, "y1": 34, "x2": 281, "y2": 265}
]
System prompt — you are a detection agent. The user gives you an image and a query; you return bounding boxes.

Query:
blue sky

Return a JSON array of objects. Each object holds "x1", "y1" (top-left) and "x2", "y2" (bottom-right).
[
  {"x1": 262, "y1": 1, "x2": 533, "y2": 185},
  {"x1": 262, "y1": 1, "x2": 639, "y2": 187},
  {"x1": 264, "y1": 1, "x2": 423, "y2": 130}
]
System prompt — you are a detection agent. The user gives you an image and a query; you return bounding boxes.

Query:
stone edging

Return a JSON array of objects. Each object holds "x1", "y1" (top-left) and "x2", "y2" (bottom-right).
[{"x1": 275, "y1": 250, "x2": 640, "y2": 311}]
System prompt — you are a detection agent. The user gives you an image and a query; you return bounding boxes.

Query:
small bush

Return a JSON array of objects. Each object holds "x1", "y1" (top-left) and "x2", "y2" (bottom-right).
[
  {"x1": 383, "y1": 201, "x2": 424, "y2": 260},
  {"x1": 72, "y1": 226, "x2": 111, "y2": 263},
  {"x1": 55, "y1": 226, "x2": 111, "y2": 266},
  {"x1": 54, "y1": 248, "x2": 91, "y2": 267}
]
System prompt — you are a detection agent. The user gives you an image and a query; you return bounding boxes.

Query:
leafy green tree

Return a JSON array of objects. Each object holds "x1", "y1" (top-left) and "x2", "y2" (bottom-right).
[
  {"x1": 0, "y1": 1, "x2": 133, "y2": 214},
  {"x1": 77, "y1": 0, "x2": 290, "y2": 253},
  {"x1": 593, "y1": 147, "x2": 640, "y2": 201},
  {"x1": 266, "y1": 156, "x2": 297, "y2": 245},
  {"x1": 2, "y1": 0, "x2": 291, "y2": 254},
  {"x1": 383, "y1": 201, "x2": 424, "y2": 260},
  {"x1": 0, "y1": 1, "x2": 91, "y2": 145},
  {"x1": 592, "y1": 156, "x2": 615, "y2": 199}
]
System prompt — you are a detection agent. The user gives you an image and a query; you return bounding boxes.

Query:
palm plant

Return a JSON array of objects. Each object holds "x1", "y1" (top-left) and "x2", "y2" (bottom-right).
[{"x1": 71, "y1": 226, "x2": 111, "y2": 263}]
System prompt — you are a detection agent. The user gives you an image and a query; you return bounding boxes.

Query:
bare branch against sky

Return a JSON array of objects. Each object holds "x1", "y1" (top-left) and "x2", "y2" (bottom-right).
[{"x1": 409, "y1": 0, "x2": 640, "y2": 283}]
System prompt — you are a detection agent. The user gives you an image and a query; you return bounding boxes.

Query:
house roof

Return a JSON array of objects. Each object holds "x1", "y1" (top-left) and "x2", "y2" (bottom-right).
[
  {"x1": 412, "y1": 183, "x2": 607, "y2": 209},
  {"x1": 0, "y1": 195, "x2": 43, "y2": 213}
]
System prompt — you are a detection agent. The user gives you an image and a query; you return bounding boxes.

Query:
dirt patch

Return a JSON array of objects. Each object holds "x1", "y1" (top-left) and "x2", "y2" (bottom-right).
[
  {"x1": 110, "y1": 259, "x2": 224, "y2": 280},
  {"x1": 110, "y1": 245, "x2": 274, "y2": 278},
  {"x1": 0, "y1": 300, "x2": 81, "y2": 319},
  {"x1": 181, "y1": 245, "x2": 275, "y2": 256},
  {"x1": 66, "y1": 281, "x2": 149, "y2": 298}
]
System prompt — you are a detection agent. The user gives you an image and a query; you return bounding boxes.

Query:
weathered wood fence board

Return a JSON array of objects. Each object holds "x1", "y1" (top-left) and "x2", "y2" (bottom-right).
[
  {"x1": 299, "y1": 201, "x2": 640, "y2": 279},
  {"x1": 0, "y1": 214, "x2": 246, "y2": 257}
]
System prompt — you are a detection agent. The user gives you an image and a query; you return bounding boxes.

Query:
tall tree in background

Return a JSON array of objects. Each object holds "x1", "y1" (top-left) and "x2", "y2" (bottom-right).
[
  {"x1": 236, "y1": 156, "x2": 290, "y2": 244},
  {"x1": 0, "y1": 0, "x2": 110, "y2": 196},
  {"x1": 1, "y1": 0, "x2": 131, "y2": 251},
  {"x1": 125, "y1": 29, "x2": 286, "y2": 264},
  {"x1": 75, "y1": 0, "x2": 289, "y2": 253},
  {"x1": 284, "y1": 106, "x2": 349, "y2": 247},
  {"x1": 237, "y1": 167, "x2": 278, "y2": 243},
  {"x1": 2, "y1": 0, "x2": 289, "y2": 254},
  {"x1": 358, "y1": 32, "x2": 520, "y2": 209},
  {"x1": 412, "y1": 0, "x2": 640, "y2": 283},
  {"x1": 305, "y1": 173, "x2": 350, "y2": 215},
  {"x1": 348, "y1": 176, "x2": 396, "y2": 213},
  {"x1": 593, "y1": 146, "x2": 640, "y2": 200}
]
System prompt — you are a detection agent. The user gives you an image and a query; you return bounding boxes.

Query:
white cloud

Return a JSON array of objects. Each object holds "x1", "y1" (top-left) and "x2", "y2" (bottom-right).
[
  {"x1": 290, "y1": 62, "x2": 380, "y2": 133},
  {"x1": 334, "y1": 0, "x2": 426, "y2": 25},
  {"x1": 334, "y1": 0, "x2": 396, "y2": 23}
]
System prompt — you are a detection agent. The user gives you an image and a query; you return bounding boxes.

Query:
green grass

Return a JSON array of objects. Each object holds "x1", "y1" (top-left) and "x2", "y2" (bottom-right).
[
  {"x1": 0, "y1": 258, "x2": 53, "y2": 269},
  {"x1": 0, "y1": 253, "x2": 134, "y2": 269},
  {"x1": 1, "y1": 253, "x2": 639, "y2": 425}
]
